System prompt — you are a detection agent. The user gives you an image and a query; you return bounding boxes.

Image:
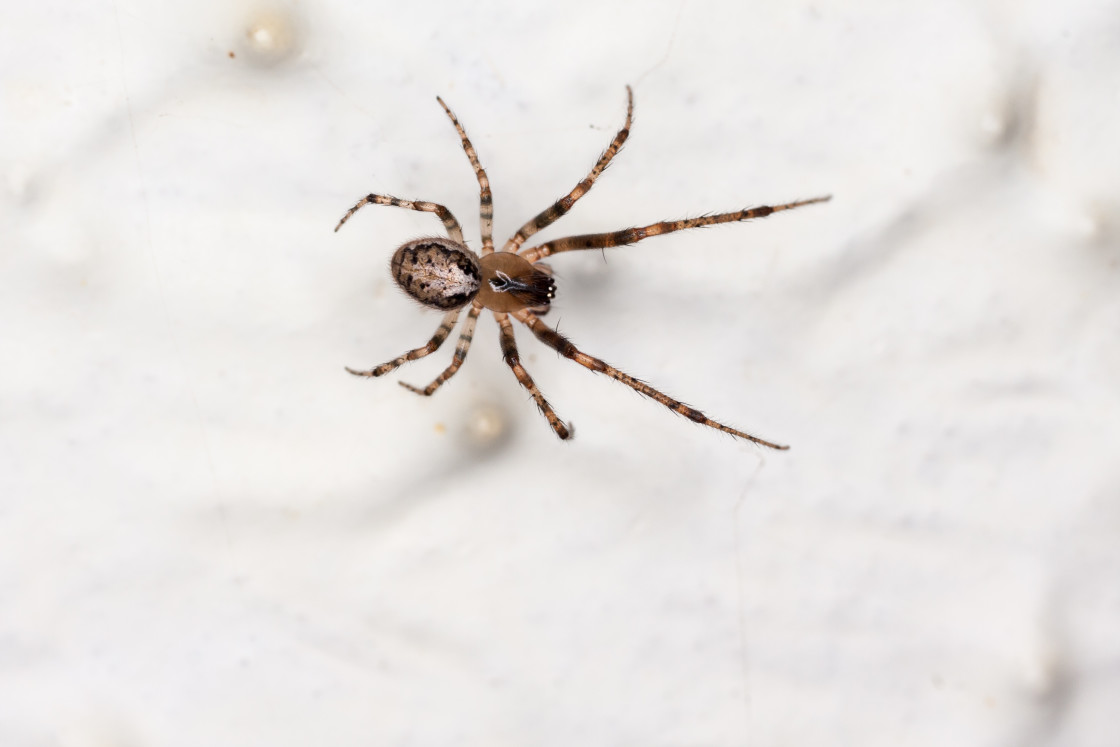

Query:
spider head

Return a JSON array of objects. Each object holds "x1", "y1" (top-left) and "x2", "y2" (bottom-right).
[{"x1": 476, "y1": 251, "x2": 555, "y2": 313}]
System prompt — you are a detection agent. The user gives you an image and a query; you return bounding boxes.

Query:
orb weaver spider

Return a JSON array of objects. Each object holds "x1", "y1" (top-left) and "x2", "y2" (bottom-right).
[{"x1": 335, "y1": 86, "x2": 828, "y2": 449}]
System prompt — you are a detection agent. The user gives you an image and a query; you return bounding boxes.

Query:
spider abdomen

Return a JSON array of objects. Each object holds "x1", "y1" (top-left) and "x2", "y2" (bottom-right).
[{"x1": 391, "y1": 237, "x2": 481, "y2": 310}]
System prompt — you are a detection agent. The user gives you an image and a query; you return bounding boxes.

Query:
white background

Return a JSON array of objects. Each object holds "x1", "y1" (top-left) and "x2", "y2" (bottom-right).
[{"x1": 3, "y1": 0, "x2": 1119, "y2": 745}]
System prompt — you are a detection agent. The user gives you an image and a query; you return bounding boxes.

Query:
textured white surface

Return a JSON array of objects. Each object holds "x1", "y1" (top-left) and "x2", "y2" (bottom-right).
[{"x1": 3, "y1": 0, "x2": 1119, "y2": 745}]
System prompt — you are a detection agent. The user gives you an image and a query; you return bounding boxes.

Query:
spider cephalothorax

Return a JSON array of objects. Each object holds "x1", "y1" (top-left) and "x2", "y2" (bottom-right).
[{"x1": 336, "y1": 86, "x2": 828, "y2": 448}]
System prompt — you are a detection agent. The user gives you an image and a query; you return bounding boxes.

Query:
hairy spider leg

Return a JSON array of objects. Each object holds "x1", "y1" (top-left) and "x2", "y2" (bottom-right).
[
  {"x1": 519, "y1": 196, "x2": 830, "y2": 263},
  {"x1": 436, "y1": 97, "x2": 495, "y2": 254},
  {"x1": 503, "y1": 86, "x2": 634, "y2": 254},
  {"x1": 495, "y1": 311, "x2": 571, "y2": 439},
  {"x1": 346, "y1": 308, "x2": 461, "y2": 378},
  {"x1": 399, "y1": 302, "x2": 483, "y2": 395},
  {"x1": 334, "y1": 193, "x2": 465, "y2": 244},
  {"x1": 513, "y1": 309, "x2": 788, "y2": 449}
]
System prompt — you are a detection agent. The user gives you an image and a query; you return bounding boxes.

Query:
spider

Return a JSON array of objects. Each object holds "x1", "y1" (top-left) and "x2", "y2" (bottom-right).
[{"x1": 335, "y1": 86, "x2": 828, "y2": 449}]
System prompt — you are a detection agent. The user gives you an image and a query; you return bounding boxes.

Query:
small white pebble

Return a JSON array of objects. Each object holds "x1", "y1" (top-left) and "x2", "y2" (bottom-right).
[
  {"x1": 466, "y1": 403, "x2": 507, "y2": 445},
  {"x1": 241, "y1": 9, "x2": 300, "y2": 66}
]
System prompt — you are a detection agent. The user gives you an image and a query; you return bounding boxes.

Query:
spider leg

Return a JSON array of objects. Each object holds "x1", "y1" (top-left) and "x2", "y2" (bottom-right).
[
  {"x1": 495, "y1": 311, "x2": 571, "y2": 439},
  {"x1": 503, "y1": 86, "x2": 634, "y2": 254},
  {"x1": 519, "y1": 196, "x2": 830, "y2": 263},
  {"x1": 346, "y1": 309, "x2": 461, "y2": 378},
  {"x1": 436, "y1": 97, "x2": 495, "y2": 254},
  {"x1": 513, "y1": 309, "x2": 788, "y2": 449},
  {"x1": 399, "y1": 302, "x2": 482, "y2": 396},
  {"x1": 334, "y1": 193, "x2": 465, "y2": 244}
]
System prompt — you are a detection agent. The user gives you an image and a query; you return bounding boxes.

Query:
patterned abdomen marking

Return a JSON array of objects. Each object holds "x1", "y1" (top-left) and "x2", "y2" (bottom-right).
[{"x1": 391, "y1": 237, "x2": 482, "y2": 310}]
